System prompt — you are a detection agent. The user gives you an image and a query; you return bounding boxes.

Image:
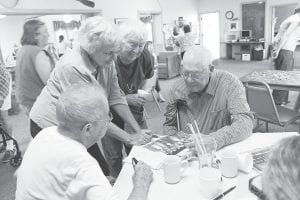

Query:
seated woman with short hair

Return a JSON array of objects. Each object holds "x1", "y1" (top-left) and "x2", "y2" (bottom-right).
[{"x1": 262, "y1": 135, "x2": 300, "y2": 200}]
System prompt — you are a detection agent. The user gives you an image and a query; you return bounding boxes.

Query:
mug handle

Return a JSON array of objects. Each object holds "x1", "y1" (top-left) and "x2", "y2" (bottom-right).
[{"x1": 181, "y1": 160, "x2": 188, "y2": 174}]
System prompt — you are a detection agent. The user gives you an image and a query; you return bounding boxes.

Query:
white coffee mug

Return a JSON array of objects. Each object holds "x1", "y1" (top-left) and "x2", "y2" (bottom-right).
[
  {"x1": 220, "y1": 150, "x2": 238, "y2": 178},
  {"x1": 238, "y1": 153, "x2": 253, "y2": 173},
  {"x1": 163, "y1": 155, "x2": 188, "y2": 184},
  {"x1": 199, "y1": 167, "x2": 222, "y2": 198}
]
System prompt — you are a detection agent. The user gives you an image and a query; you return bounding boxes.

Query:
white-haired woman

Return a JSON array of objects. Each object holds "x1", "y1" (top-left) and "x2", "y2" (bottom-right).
[
  {"x1": 102, "y1": 19, "x2": 155, "y2": 177},
  {"x1": 29, "y1": 16, "x2": 150, "y2": 176},
  {"x1": 262, "y1": 135, "x2": 300, "y2": 200}
]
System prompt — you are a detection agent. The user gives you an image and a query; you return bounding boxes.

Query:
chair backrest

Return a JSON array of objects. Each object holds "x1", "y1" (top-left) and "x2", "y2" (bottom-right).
[
  {"x1": 176, "y1": 100, "x2": 193, "y2": 134},
  {"x1": 244, "y1": 80, "x2": 281, "y2": 123}
]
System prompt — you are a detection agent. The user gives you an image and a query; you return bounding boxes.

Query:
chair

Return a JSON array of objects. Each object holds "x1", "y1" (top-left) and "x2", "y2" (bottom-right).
[
  {"x1": 157, "y1": 51, "x2": 181, "y2": 79},
  {"x1": 0, "y1": 123, "x2": 22, "y2": 167},
  {"x1": 244, "y1": 80, "x2": 300, "y2": 132}
]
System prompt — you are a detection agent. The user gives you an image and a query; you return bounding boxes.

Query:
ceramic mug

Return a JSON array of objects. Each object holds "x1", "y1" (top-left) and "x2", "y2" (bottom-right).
[
  {"x1": 220, "y1": 150, "x2": 239, "y2": 178},
  {"x1": 163, "y1": 155, "x2": 188, "y2": 184},
  {"x1": 238, "y1": 153, "x2": 253, "y2": 173}
]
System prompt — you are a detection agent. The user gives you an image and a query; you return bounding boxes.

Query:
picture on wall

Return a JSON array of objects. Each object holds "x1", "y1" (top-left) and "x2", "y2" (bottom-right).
[
  {"x1": 114, "y1": 18, "x2": 128, "y2": 25},
  {"x1": 229, "y1": 21, "x2": 238, "y2": 31}
]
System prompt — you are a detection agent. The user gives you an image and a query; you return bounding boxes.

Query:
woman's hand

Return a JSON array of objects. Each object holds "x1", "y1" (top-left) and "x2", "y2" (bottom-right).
[{"x1": 126, "y1": 94, "x2": 146, "y2": 107}]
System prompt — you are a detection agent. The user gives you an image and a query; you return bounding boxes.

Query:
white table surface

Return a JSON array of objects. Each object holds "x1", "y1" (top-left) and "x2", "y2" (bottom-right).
[{"x1": 113, "y1": 132, "x2": 299, "y2": 200}]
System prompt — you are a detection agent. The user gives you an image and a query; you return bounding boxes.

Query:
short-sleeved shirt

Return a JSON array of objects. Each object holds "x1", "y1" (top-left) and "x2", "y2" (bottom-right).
[
  {"x1": 115, "y1": 48, "x2": 154, "y2": 95},
  {"x1": 275, "y1": 13, "x2": 300, "y2": 52},
  {"x1": 30, "y1": 47, "x2": 127, "y2": 128},
  {"x1": 15, "y1": 126, "x2": 122, "y2": 200}
]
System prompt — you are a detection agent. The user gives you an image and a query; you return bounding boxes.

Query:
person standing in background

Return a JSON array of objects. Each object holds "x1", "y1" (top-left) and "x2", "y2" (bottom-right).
[
  {"x1": 16, "y1": 19, "x2": 55, "y2": 115},
  {"x1": 57, "y1": 35, "x2": 71, "y2": 58},
  {"x1": 178, "y1": 24, "x2": 195, "y2": 59},
  {"x1": 272, "y1": 5, "x2": 300, "y2": 105}
]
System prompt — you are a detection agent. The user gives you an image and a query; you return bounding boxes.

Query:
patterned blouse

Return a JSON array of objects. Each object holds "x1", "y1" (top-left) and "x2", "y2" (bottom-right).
[
  {"x1": 0, "y1": 65, "x2": 10, "y2": 100},
  {"x1": 163, "y1": 70, "x2": 254, "y2": 149}
]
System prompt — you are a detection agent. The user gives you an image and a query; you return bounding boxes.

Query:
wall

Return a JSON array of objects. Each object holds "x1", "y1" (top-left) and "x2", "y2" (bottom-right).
[
  {"x1": 0, "y1": 0, "x2": 198, "y2": 23},
  {"x1": 198, "y1": 0, "x2": 299, "y2": 58},
  {"x1": 0, "y1": 0, "x2": 199, "y2": 55},
  {"x1": 158, "y1": 0, "x2": 199, "y2": 23},
  {"x1": 0, "y1": 16, "x2": 26, "y2": 62},
  {"x1": 0, "y1": 14, "x2": 81, "y2": 60}
]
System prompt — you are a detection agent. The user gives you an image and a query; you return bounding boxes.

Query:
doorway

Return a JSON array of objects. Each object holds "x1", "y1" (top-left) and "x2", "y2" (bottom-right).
[{"x1": 200, "y1": 12, "x2": 220, "y2": 59}]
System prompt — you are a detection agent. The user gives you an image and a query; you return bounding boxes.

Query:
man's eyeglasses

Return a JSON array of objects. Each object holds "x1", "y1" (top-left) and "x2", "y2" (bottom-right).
[
  {"x1": 101, "y1": 112, "x2": 113, "y2": 124},
  {"x1": 181, "y1": 71, "x2": 204, "y2": 80}
]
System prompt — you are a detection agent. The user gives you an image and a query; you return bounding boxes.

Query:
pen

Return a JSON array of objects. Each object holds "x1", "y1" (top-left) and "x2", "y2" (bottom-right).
[
  {"x1": 132, "y1": 157, "x2": 138, "y2": 167},
  {"x1": 213, "y1": 186, "x2": 236, "y2": 200}
]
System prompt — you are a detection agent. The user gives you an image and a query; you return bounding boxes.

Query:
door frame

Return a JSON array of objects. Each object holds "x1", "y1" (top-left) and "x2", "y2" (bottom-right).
[{"x1": 199, "y1": 11, "x2": 221, "y2": 58}]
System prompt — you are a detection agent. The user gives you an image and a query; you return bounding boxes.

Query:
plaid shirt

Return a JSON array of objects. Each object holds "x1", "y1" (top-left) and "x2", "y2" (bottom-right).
[
  {"x1": 163, "y1": 70, "x2": 254, "y2": 149},
  {"x1": 0, "y1": 65, "x2": 10, "y2": 99}
]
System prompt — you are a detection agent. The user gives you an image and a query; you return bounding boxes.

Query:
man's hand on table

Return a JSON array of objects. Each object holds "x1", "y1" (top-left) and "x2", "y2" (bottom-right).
[{"x1": 132, "y1": 161, "x2": 153, "y2": 188}]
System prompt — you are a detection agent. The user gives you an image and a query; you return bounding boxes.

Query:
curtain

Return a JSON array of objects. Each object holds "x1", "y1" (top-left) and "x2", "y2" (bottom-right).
[{"x1": 53, "y1": 20, "x2": 81, "y2": 32}]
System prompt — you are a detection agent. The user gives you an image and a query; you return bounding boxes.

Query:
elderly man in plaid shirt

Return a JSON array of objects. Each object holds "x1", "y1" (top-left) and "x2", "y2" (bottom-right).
[{"x1": 0, "y1": 64, "x2": 14, "y2": 162}]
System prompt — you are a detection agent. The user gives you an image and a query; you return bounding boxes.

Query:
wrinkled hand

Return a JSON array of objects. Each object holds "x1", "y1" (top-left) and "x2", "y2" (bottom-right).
[
  {"x1": 129, "y1": 132, "x2": 152, "y2": 145},
  {"x1": 132, "y1": 161, "x2": 153, "y2": 187},
  {"x1": 184, "y1": 135, "x2": 196, "y2": 152},
  {"x1": 126, "y1": 94, "x2": 146, "y2": 107}
]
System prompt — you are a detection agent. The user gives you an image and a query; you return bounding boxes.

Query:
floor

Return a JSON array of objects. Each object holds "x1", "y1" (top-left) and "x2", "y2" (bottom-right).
[{"x1": 0, "y1": 59, "x2": 299, "y2": 200}]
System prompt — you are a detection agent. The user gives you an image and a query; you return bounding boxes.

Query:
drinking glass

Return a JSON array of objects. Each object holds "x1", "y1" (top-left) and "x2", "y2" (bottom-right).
[{"x1": 194, "y1": 135, "x2": 217, "y2": 168}]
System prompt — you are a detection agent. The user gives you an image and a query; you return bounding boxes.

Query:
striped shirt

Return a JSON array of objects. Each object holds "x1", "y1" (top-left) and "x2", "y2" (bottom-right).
[{"x1": 163, "y1": 70, "x2": 253, "y2": 149}]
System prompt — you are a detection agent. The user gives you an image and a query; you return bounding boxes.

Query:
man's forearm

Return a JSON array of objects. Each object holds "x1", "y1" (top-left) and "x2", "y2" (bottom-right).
[
  {"x1": 210, "y1": 113, "x2": 253, "y2": 149},
  {"x1": 111, "y1": 104, "x2": 140, "y2": 133}
]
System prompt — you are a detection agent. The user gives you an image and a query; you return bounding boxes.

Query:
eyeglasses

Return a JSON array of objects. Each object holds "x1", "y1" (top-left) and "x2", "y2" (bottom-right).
[
  {"x1": 100, "y1": 112, "x2": 113, "y2": 124},
  {"x1": 249, "y1": 175, "x2": 268, "y2": 200},
  {"x1": 103, "y1": 51, "x2": 118, "y2": 57},
  {"x1": 127, "y1": 41, "x2": 146, "y2": 50},
  {"x1": 83, "y1": 112, "x2": 113, "y2": 130},
  {"x1": 181, "y1": 71, "x2": 204, "y2": 80}
]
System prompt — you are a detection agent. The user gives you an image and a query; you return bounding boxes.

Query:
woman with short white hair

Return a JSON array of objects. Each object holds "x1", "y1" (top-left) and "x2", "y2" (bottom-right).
[
  {"x1": 29, "y1": 16, "x2": 150, "y2": 176},
  {"x1": 262, "y1": 136, "x2": 300, "y2": 200},
  {"x1": 102, "y1": 19, "x2": 155, "y2": 177}
]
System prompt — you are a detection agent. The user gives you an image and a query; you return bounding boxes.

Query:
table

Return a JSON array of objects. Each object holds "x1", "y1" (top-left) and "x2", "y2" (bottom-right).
[
  {"x1": 240, "y1": 70, "x2": 300, "y2": 92},
  {"x1": 225, "y1": 41, "x2": 264, "y2": 61},
  {"x1": 113, "y1": 132, "x2": 298, "y2": 200}
]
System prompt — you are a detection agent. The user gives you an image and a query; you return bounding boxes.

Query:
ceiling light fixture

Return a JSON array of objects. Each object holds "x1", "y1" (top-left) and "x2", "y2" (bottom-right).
[{"x1": 63, "y1": 15, "x2": 73, "y2": 23}]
